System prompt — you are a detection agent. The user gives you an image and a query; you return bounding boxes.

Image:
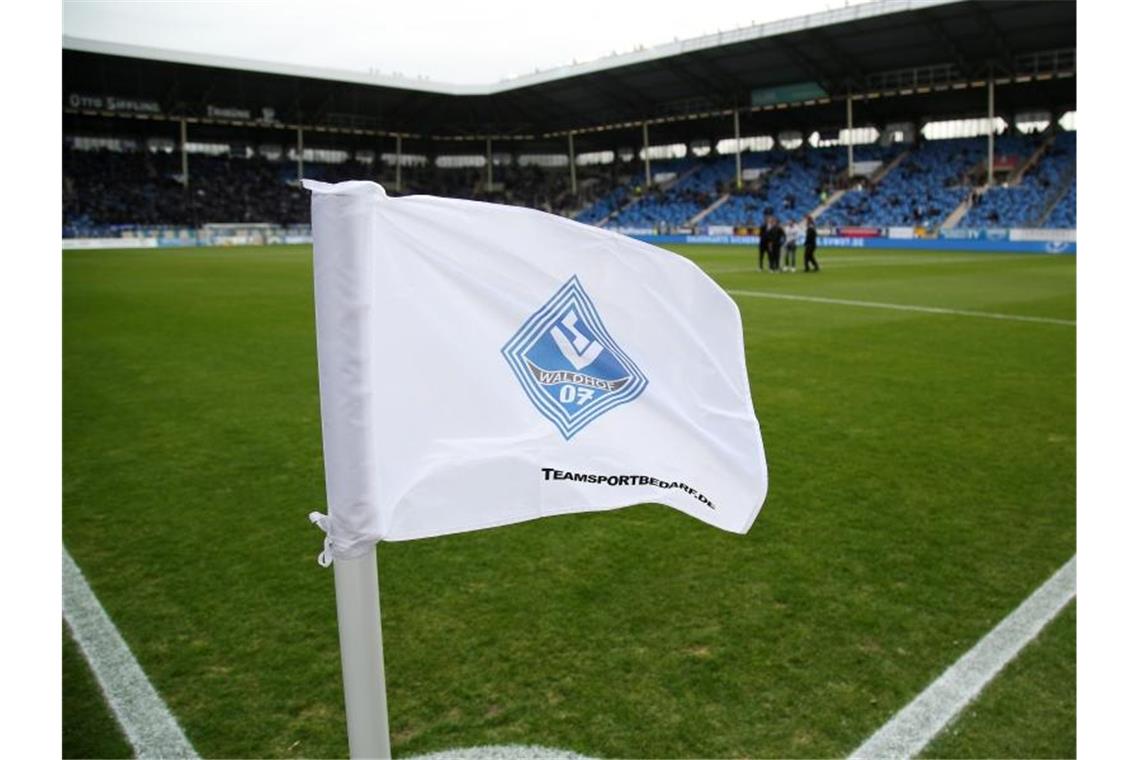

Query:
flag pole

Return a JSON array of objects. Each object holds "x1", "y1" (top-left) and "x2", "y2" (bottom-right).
[{"x1": 333, "y1": 547, "x2": 392, "y2": 759}]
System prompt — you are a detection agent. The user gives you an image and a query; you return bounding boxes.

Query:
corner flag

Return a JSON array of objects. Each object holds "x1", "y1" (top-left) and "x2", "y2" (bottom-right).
[
  {"x1": 304, "y1": 180, "x2": 767, "y2": 758},
  {"x1": 306, "y1": 180, "x2": 767, "y2": 557}
]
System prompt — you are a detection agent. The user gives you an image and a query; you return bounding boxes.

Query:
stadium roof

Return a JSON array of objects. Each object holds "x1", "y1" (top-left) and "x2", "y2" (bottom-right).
[
  {"x1": 64, "y1": 0, "x2": 986, "y2": 97},
  {"x1": 63, "y1": 0, "x2": 1075, "y2": 154}
]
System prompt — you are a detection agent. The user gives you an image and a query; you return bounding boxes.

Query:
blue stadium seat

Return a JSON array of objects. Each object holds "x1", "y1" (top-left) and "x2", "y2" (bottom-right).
[
  {"x1": 820, "y1": 137, "x2": 989, "y2": 228},
  {"x1": 960, "y1": 131, "x2": 1076, "y2": 229}
]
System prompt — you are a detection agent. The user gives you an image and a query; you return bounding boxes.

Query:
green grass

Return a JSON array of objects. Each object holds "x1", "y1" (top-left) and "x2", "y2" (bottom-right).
[
  {"x1": 63, "y1": 627, "x2": 132, "y2": 759},
  {"x1": 63, "y1": 244, "x2": 1075, "y2": 758},
  {"x1": 921, "y1": 602, "x2": 1076, "y2": 759}
]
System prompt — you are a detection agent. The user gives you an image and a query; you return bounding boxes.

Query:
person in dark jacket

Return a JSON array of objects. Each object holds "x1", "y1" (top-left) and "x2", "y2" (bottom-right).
[
  {"x1": 767, "y1": 218, "x2": 786, "y2": 272},
  {"x1": 803, "y1": 214, "x2": 820, "y2": 272},
  {"x1": 757, "y1": 215, "x2": 770, "y2": 271}
]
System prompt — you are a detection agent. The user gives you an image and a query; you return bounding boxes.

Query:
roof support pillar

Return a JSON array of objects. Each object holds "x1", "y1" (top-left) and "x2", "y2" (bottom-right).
[
  {"x1": 395, "y1": 135, "x2": 402, "y2": 193},
  {"x1": 846, "y1": 92, "x2": 854, "y2": 179},
  {"x1": 486, "y1": 137, "x2": 493, "y2": 190},
  {"x1": 568, "y1": 131, "x2": 577, "y2": 196},
  {"x1": 733, "y1": 108, "x2": 742, "y2": 190},
  {"x1": 179, "y1": 118, "x2": 188, "y2": 188},
  {"x1": 642, "y1": 122, "x2": 650, "y2": 189},
  {"x1": 296, "y1": 126, "x2": 304, "y2": 182},
  {"x1": 987, "y1": 75, "x2": 995, "y2": 186}
]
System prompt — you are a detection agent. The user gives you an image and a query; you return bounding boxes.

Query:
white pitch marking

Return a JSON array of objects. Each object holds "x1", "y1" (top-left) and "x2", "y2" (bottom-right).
[
  {"x1": 407, "y1": 745, "x2": 596, "y2": 760},
  {"x1": 63, "y1": 547, "x2": 199, "y2": 759},
  {"x1": 707, "y1": 256, "x2": 1005, "y2": 273},
  {"x1": 849, "y1": 555, "x2": 1076, "y2": 760},
  {"x1": 703, "y1": 253, "x2": 1065, "y2": 274},
  {"x1": 727, "y1": 289, "x2": 1075, "y2": 326},
  {"x1": 807, "y1": 257, "x2": 1028, "y2": 269}
]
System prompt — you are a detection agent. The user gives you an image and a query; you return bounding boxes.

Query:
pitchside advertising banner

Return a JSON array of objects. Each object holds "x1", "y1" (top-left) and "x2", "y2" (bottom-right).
[
  {"x1": 940, "y1": 227, "x2": 1012, "y2": 241},
  {"x1": 62, "y1": 225, "x2": 313, "y2": 249},
  {"x1": 837, "y1": 226, "x2": 881, "y2": 238},
  {"x1": 62, "y1": 221, "x2": 1075, "y2": 254},
  {"x1": 631, "y1": 223, "x2": 1075, "y2": 254}
]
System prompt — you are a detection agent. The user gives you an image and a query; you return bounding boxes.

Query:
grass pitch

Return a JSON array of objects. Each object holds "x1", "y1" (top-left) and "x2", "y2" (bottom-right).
[{"x1": 63, "y1": 244, "x2": 1075, "y2": 758}]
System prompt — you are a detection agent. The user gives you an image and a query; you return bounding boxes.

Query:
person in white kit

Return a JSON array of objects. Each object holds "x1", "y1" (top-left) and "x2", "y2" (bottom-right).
[{"x1": 783, "y1": 218, "x2": 802, "y2": 272}]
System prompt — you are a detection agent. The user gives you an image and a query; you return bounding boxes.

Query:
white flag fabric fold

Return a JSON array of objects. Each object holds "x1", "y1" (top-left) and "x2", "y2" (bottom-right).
[{"x1": 305, "y1": 180, "x2": 767, "y2": 559}]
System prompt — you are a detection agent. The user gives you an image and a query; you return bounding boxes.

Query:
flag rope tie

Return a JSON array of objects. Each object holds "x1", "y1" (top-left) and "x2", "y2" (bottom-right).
[{"x1": 309, "y1": 511, "x2": 334, "y2": 568}]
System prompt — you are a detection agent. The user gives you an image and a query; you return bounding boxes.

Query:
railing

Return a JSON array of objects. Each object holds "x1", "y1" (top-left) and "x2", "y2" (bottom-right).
[
  {"x1": 1012, "y1": 49, "x2": 1076, "y2": 77},
  {"x1": 1034, "y1": 164, "x2": 1077, "y2": 228},
  {"x1": 866, "y1": 63, "x2": 963, "y2": 92}
]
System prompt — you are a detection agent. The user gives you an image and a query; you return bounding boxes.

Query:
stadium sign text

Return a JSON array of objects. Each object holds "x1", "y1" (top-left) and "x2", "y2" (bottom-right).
[
  {"x1": 67, "y1": 93, "x2": 161, "y2": 114},
  {"x1": 939, "y1": 228, "x2": 1010, "y2": 242},
  {"x1": 818, "y1": 236, "x2": 867, "y2": 247},
  {"x1": 838, "y1": 226, "x2": 883, "y2": 238},
  {"x1": 202, "y1": 105, "x2": 277, "y2": 123},
  {"x1": 207, "y1": 105, "x2": 252, "y2": 120}
]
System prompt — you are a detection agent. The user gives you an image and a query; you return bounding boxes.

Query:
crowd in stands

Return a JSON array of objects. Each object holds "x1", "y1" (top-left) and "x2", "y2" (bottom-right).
[
  {"x1": 703, "y1": 144, "x2": 901, "y2": 230},
  {"x1": 393, "y1": 164, "x2": 596, "y2": 213},
  {"x1": 63, "y1": 149, "x2": 311, "y2": 237},
  {"x1": 608, "y1": 158, "x2": 722, "y2": 230},
  {"x1": 1045, "y1": 181, "x2": 1076, "y2": 228},
  {"x1": 821, "y1": 137, "x2": 990, "y2": 228},
  {"x1": 817, "y1": 131, "x2": 1077, "y2": 231},
  {"x1": 959, "y1": 131, "x2": 1076, "y2": 229},
  {"x1": 698, "y1": 153, "x2": 783, "y2": 229},
  {"x1": 63, "y1": 142, "x2": 625, "y2": 237},
  {"x1": 574, "y1": 182, "x2": 634, "y2": 225},
  {"x1": 64, "y1": 131, "x2": 1076, "y2": 238},
  {"x1": 64, "y1": 149, "x2": 195, "y2": 236},
  {"x1": 583, "y1": 143, "x2": 904, "y2": 233}
]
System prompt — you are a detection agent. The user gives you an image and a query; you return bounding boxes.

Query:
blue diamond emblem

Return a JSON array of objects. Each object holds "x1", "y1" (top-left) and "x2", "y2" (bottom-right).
[{"x1": 503, "y1": 276, "x2": 648, "y2": 439}]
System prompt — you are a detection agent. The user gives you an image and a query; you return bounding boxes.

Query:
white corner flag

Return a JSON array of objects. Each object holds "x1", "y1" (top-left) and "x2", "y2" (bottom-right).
[
  {"x1": 307, "y1": 179, "x2": 767, "y2": 554},
  {"x1": 303, "y1": 180, "x2": 767, "y2": 758}
]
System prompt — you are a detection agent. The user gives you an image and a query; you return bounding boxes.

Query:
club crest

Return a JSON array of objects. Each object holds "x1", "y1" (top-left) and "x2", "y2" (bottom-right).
[{"x1": 502, "y1": 276, "x2": 648, "y2": 439}]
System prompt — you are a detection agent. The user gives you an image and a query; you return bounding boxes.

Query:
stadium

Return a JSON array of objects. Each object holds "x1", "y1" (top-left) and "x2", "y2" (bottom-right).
[{"x1": 62, "y1": 1, "x2": 1077, "y2": 758}]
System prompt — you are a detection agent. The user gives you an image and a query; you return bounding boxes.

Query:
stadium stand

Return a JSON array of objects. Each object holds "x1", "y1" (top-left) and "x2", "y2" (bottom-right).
[
  {"x1": 959, "y1": 131, "x2": 1076, "y2": 228},
  {"x1": 703, "y1": 144, "x2": 902, "y2": 229},
  {"x1": 63, "y1": 148, "x2": 310, "y2": 235},
  {"x1": 819, "y1": 137, "x2": 993, "y2": 228},
  {"x1": 63, "y1": 2, "x2": 1075, "y2": 239},
  {"x1": 1044, "y1": 181, "x2": 1076, "y2": 228},
  {"x1": 606, "y1": 158, "x2": 716, "y2": 230},
  {"x1": 63, "y1": 131, "x2": 1077, "y2": 236},
  {"x1": 64, "y1": 148, "x2": 190, "y2": 235},
  {"x1": 573, "y1": 183, "x2": 632, "y2": 225},
  {"x1": 62, "y1": 144, "x2": 596, "y2": 235}
]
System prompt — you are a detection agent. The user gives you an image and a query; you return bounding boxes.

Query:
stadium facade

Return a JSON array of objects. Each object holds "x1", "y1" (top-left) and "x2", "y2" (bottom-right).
[{"x1": 62, "y1": 0, "x2": 1076, "y2": 250}]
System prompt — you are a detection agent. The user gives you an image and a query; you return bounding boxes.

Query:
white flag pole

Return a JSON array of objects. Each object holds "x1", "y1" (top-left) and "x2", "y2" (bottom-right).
[
  {"x1": 332, "y1": 547, "x2": 392, "y2": 759},
  {"x1": 306, "y1": 179, "x2": 393, "y2": 758}
]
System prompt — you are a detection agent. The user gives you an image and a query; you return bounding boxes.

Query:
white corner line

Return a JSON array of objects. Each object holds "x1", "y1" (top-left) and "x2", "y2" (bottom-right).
[
  {"x1": 849, "y1": 555, "x2": 1076, "y2": 760},
  {"x1": 727, "y1": 290, "x2": 1076, "y2": 326},
  {"x1": 406, "y1": 745, "x2": 597, "y2": 760},
  {"x1": 63, "y1": 547, "x2": 199, "y2": 759}
]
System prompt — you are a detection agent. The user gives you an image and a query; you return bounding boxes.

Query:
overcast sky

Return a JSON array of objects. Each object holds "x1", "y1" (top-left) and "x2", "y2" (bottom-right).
[{"x1": 64, "y1": 0, "x2": 871, "y2": 85}]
